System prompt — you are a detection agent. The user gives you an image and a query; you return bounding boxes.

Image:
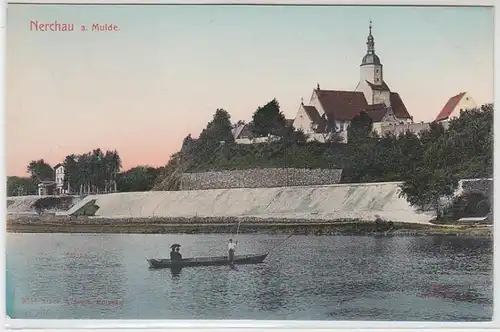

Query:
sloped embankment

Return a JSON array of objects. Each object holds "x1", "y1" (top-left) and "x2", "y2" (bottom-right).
[
  {"x1": 7, "y1": 195, "x2": 82, "y2": 214},
  {"x1": 66, "y1": 182, "x2": 435, "y2": 224}
]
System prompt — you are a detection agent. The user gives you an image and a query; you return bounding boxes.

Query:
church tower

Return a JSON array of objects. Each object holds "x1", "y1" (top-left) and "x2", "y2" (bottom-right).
[
  {"x1": 355, "y1": 21, "x2": 390, "y2": 106},
  {"x1": 360, "y1": 21, "x2": 383, "y2": 85}
]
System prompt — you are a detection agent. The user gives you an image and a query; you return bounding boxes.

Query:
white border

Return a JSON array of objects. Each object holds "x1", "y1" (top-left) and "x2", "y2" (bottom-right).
[
  {"x1": 2, "y1": 0, "x2": 498, "y2": 331},
  {"x1": 3, "y1": 0, "x2": 499, "y2": 5}
]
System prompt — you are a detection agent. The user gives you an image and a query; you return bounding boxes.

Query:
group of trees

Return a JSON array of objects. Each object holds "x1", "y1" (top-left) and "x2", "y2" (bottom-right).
[
  {"x1": 398, "y1": 104, "x2": 492, "y2": 214},
  {"x1": 117, "y1": 166, "x2": 164, "y2": 192},
  {"x1": 175, "y1": 98, "x2": 346, "y2": 173},
  {"x1": 7, "y1": 149, "x2": 164, "y2": 196},
  {"x1": 7, "y1": 176, "x2": 37, "y2": 196},
  {"x1": 61, "y1": 149, "x2": 122, "y2": 194},
  {"x1": 7, "y1": 150, "x2": 123, "y2": 196}
]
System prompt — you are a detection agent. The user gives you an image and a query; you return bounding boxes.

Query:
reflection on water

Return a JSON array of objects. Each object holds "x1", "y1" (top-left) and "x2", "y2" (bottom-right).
[
  {"x1": 170, "y1": 267, "x2": 183, "y2": 277},
  {"x1": 6, "y1": 233, "x2": 493, "y2": 321}
]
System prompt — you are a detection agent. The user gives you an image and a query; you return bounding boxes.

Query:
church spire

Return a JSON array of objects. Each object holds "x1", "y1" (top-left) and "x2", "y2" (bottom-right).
[{"x1": 366, "y1": 20, "x2": 375, "y2": 54}]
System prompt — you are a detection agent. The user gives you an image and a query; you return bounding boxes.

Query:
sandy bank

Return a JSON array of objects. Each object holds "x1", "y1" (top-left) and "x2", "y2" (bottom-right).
[
  {"x1": 64, "y1": 182, "x2": 436, "y2": 224},
  {"x1": 6, "y1": 215, "x2": 491, "y2": 236}
]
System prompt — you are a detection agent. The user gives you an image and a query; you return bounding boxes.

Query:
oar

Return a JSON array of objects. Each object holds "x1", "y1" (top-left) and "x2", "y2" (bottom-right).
[{"x1": 265, "y1": 234, "x2": 294, "y2": 255}]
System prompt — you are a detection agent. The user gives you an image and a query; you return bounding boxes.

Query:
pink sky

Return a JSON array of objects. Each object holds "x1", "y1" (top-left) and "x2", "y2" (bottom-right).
[{"x1": 6, "y1": 4, "x2": 494, "y2": 176}]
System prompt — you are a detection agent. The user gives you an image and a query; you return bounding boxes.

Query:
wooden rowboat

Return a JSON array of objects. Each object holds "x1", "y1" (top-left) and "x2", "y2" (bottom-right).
[{"x1": 147, "y1": 253, "x2": 268, "y2": 269}]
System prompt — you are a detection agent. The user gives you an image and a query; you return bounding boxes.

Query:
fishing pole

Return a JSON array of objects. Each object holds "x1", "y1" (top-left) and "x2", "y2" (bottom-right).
[
  {"x1": 236, "y1": 219, "x2": 242, "y2": 235},
  {"x1": 266, "y1": 233, "x2": 294, "y2": 254}
]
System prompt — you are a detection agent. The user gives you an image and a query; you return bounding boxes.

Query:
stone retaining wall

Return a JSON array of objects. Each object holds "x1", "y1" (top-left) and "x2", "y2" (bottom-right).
[
  {"x1": 458, "y1": 178, "x2": 493, "y2": 199},
  {"x1": 179, "y1": 168, "x2": 343, "y2": 190}
]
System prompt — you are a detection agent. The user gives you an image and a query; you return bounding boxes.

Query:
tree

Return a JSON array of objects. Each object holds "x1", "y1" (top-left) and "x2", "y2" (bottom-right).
[
  {"x1": 62, "y1": 154, "x2": 79, "y2": 193},
  {"x1": 399, "y1": 104, "x2": 493, "y2": 216},
  {"x1": 7, "y1": 176, "x2": 36, "y2": 196},
  {"x1": 199, "y1": 108, "x2": 234, "y2": 143},
  {"x1": 347, "y1": 111, "x2": 373, "y2": 143},
  {"x1": 26, "y1": 159, "x2": 54, "y2": 182},
  {"x1": 117, "y1": 166, "x2": 161, "y2": 192},
  {"x1": 152, "y1": 152, "x2": 183, "y2": 191},
  {"x1": 318, "y1": 113, "x2": 343, "y2": 143},
  {"x1": 108, "y1": 150, "x2": 123, "y2": 192},
  {"x1": 399, "y1": 167, "x2": 459, "y2": 216},
  {"x1": 420, "y1": 121, "x2": 445, "y2": 147},
  {"x1": 251, "y1": 98, "x2": 286, "y2": 137},
  {"x1": 61, "y1": 149, "x2": 122, "y2": 194}
]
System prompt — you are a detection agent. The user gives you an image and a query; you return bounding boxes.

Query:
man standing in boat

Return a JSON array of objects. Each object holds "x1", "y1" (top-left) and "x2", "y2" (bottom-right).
[{"x1": 228, "y1": 239, "x2": 237, "y2": 263}]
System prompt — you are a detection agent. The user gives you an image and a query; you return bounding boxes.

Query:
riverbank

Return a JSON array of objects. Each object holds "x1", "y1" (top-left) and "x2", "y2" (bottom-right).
[
  {"x1": 6, "y1": 216, "x2": 492, "y2": 236},
  {"x1": 63, "y1": 183, "x2": 437, "y2": 224}
]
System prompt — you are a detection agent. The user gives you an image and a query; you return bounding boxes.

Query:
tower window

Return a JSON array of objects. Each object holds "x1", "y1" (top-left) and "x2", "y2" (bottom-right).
[{"x1": 375, "y1": 69, "x2": 379, "y2": 73}]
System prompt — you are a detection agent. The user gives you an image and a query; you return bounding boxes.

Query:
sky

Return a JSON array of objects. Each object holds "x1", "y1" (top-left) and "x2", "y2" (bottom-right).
[{"x1": 6, "y1": 4, "x2": 494, "y2": 176}]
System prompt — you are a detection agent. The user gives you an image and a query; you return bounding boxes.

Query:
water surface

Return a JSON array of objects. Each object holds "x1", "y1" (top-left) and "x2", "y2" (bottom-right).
[{"x1": 6, "y1": 233, "x2": 493, "y2": 321}]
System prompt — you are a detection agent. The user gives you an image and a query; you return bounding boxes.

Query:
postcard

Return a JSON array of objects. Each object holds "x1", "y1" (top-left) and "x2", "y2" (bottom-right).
[{"x1": 5, "y1": 1, "x2": 493, "y2": 323}]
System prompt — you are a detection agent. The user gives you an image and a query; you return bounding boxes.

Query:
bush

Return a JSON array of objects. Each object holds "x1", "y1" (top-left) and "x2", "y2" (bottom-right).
[{"x1": 441, "y1": 192, "x2": 491, "y2": 221}]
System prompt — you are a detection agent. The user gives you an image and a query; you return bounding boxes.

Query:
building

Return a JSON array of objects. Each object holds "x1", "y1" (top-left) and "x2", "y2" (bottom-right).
[
  {"x1": 54, "y1": 163, "x2": 67, "y2": 195},
  {"x1": 233, "y1": 22, "x2": 476, "y2": 145},
  {"x1": 435, "y1": 92, "x2": 477, "y2": 123},
  {"x1": 293, "y1": 22, "x2": 413, "y2": 141},
  {"x1": 37, "y1": 180, "x2": 56, "y2": 196},
  {"x1": 36, "y1": 163, "x2": 68, "y2": 196},
  {"x1": 232, "y1": 119, "x2": 295, "y2": 144},
  {"x1": 232, "y1": 123, "x2": 252, "y2": 141}
]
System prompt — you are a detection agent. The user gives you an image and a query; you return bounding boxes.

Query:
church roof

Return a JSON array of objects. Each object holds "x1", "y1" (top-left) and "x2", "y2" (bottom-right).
[
  {"x1": 362, "y1": 53, "x2": 381, "y2": 66},
  {"x1": 361, "y1": 104, "x2": 388, "y2": 122},
  {"x1": 316, "y1": 89, "x2": 369, "y2": 121},
  {"x1": 389, "y1": 92, "x2": 412, "y2": 119},
  {"x1": 303, "y1": 105, "x2": 323, "y2": 124},
  {"x1": 312, "y1": 89, "x2": 411, "y2": 122},
  {"x1": 232, "y1": 123, "x2": 252, "y2": 139},
  {"x1": 435, "y1": 92, "x2": 466, "y2": 122},
  {"x1": 366, "y1": 80, "x2": 390, "y2": 91}
]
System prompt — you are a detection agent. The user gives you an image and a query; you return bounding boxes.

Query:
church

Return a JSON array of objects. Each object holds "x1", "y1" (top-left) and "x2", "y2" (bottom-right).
[{"x1": 293, "y1": 22, "x2": 413, "y2": 140}]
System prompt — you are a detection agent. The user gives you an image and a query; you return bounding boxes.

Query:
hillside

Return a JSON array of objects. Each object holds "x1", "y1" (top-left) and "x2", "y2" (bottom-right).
[{"x1": 153, "y1": 104, "x2": 493, "y2": 216}]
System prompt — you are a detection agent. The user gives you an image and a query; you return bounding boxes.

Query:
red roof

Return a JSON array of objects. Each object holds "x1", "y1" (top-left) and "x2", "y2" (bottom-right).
[
  {"x1": 303, "y1": 105, "x2": 327, "y2": 132},
  {"x1": 366, "y1": 80, "x2": 390, "y2": 91},
  {"x1": 361, "y1": 104, "x2": 388, "y2": 122},
  {"x1": 389, "y1": 92, "x2": 411, "y2": 119},
  {"x1": 435, "y1": 92, "x2": 466, "y2": 121},
  {"x1": 313, "y1": 88, "x2": 411, "y2": 122},
  {"x1": 316, "y1": 90, "x2": 369, "y2": 121},
  {"x1": 303, "y1": 105, "x2": 323, "y2": 124}
]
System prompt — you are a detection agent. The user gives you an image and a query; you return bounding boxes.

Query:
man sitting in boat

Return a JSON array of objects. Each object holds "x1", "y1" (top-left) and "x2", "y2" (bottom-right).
[
  {"x1": 170, "y1": 244, "x2": 183, "y2": 261},
  {"x1": 228, "y1": 239, "x2": 237, "y2": 263}
]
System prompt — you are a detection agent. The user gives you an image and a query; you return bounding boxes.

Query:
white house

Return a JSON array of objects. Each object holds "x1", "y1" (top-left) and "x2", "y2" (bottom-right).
[
  {"x1": 293, "y1": 22, "x2": 413, "y2": 141},
  {"x1": 232, "y1": 120, "x2": 295, "y2": 144},
  {"x1": 54, "y1": 163, "x2": 67, "y2": 195},
  {"x1": 435, "y1": 92, "x2": 477, "y2": 123}
]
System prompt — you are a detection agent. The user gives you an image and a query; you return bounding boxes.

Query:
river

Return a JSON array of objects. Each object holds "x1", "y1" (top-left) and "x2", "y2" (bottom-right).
[{"x1": 6, "y1": 233, "x2": 492, "y2": 321}]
